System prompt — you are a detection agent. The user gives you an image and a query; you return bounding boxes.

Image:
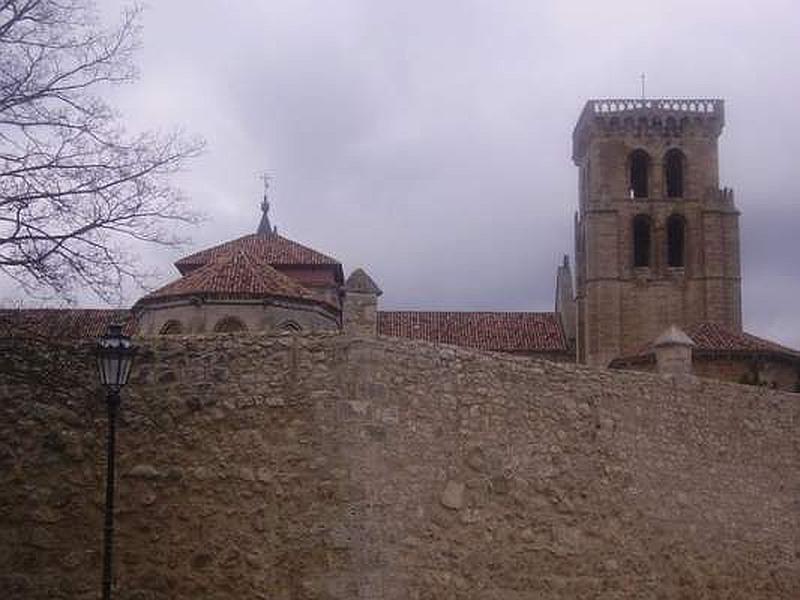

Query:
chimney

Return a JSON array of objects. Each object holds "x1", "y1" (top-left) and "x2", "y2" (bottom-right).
[{"x1": 653, "y1": 325, "x2": 695, "y2": 375}]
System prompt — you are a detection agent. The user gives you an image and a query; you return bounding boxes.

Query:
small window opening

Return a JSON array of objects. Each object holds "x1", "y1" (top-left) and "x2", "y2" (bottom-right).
[
  {"x1": 214, "y1": 316, "x2": 247, "y2": 333},
  {"x1": 160, "y1": 320, "x2": 183, "y2": 335},
  {"x1": 667, "y1": 215, "x2": 686, "y2": 267},
  {"x1": 665, "y1": 149, "x2": 684, "y2": 198},
  {"x1": 629, "y1": 150, "x2": 650, "y2": 198},
  {"x1": 633, "y1": 215, "x2": 651, "y2": 267},
  {"x1": 278, "y1": 320, "x2": 302, "y2": 333}
]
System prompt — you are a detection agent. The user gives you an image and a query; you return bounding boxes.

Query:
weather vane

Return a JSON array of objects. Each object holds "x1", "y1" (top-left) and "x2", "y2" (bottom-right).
[
  {"x1": 256, "y1": 172, "x2": 276, "y2": 235},
  {"x1": 259, "y1": 172, "x2": 271, "y2": 210}
]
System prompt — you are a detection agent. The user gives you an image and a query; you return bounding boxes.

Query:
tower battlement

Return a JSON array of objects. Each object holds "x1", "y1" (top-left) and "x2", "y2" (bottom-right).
[{"x1": 573, "y1": 98, "x2": 725, "y2": 162}]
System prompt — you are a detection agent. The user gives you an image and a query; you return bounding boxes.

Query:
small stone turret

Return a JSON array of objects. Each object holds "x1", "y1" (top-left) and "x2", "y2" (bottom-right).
[
  {"x1": 343, "y1": 268, "x2": 382, "y2": 336},
  {"x1": 555, "y1": 254, "x2": 576, "y2": 348},
  {"x1": 653, "y1": 325, "x2": 695, "y2": 375}
]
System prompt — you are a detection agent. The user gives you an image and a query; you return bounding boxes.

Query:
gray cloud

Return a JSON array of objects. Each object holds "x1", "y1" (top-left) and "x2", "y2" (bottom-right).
[{"x1": 4, "y1": 0, "x2": 798, "y2": 348}]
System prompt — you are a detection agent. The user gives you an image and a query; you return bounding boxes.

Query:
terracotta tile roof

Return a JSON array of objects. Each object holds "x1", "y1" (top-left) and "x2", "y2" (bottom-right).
[
  {"x1": 611, "y1": 321, "x2": 799, "y2": 366},
  {"x1": 377, "y1": 311, "x2": 570, "y2": 354},
  {"x1": 686, "y1": 322, "x2": 799, "y2": 357},
  {"x1": 0, "y1": 308, "x2": 136, "y2": 339},
  {"x1": 175, "y1": 233, "x2": 340, "y2": 274},
  {"x1": 137, "y1": 250, "x2": 325, "y2": 307}
]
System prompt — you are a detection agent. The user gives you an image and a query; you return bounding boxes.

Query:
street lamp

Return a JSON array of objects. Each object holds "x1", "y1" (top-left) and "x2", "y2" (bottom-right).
[{"x1": 95, "y1": 323, "x2": 137, "y2": 600}]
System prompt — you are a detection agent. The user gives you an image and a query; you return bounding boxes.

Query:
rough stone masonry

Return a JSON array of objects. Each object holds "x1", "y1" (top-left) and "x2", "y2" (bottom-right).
[{"x1": 0, "y1": 332, "x2": 798, "y2": 599}]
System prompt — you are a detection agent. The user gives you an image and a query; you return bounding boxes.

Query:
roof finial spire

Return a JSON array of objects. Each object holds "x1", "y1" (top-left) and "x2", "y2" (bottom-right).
[
  {"x1": 257, "y1": 173, "x2": 273, "y2": 235},
  {"x1": 640, "y1": 73, "x2": 646, "y2": 100}
]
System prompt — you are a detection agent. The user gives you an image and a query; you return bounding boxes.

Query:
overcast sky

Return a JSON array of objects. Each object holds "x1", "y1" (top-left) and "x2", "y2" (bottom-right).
[{"x1": 7, "y1": 0, "x2": 800, "y2": 348}]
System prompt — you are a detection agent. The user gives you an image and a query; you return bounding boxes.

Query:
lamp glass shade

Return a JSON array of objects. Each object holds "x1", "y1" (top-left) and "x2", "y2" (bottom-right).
[{"x1": 96, "y1": 324, "x2": 137, "y2": 388}]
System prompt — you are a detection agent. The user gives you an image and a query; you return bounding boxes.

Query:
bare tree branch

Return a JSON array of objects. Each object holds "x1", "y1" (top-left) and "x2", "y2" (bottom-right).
[{"x1": 0, "y1": 0, "x2": 204, "y2": 302}]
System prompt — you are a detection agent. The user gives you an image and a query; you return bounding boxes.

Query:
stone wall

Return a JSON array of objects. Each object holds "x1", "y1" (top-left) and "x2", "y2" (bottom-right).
[{"x1": 1, "y1": 333, "x2": 798, "y2": 599}]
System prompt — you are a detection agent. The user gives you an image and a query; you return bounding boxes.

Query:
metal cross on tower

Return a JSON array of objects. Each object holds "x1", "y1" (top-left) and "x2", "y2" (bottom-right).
[
  {"x1": 260, "y1": 173, "x2": 271, "y2": 205},
  {"x1": 257, "y1": 172, "x2": 273, "y2": 235}
]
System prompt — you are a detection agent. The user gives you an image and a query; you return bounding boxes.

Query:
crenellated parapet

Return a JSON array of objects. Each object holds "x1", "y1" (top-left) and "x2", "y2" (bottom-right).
[
  {"x1": 704, "y1": 186, "x2": 736, "y2": 208},
  {"x1": 586, "y1": 98, "x2": 723, "y2": 116},
  {"x1": 573, "y1": 98, "x2": 725, "y2": 162}
]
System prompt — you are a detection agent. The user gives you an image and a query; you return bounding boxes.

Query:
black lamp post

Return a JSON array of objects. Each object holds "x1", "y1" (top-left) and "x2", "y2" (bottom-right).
[{"x1": 95, "y1": 324, "x2": 137, "y2": 600}]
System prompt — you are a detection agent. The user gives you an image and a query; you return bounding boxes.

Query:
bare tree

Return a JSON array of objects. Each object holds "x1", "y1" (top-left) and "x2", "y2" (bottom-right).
[{"x1": 0, "y1": 0, "x2": 203, "y2": 301}]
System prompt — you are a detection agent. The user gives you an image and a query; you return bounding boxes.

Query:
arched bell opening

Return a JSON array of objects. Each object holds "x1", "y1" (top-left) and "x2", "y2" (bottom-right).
[
  {"x1": 667, "y1": 214, "x2": 687, "y2": 268},
  {"x1": 632, "y1": 214, "x2": 652, "y2": 267},
  {"x1": 664, "y1": 149, "x2": 686, "y2": 198},
  {"x1": 629, "y1": 149, "x2": 651, "y2": 199}
]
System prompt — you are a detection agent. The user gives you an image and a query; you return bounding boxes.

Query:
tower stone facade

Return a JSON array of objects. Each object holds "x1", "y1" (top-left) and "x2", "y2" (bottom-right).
[{"x1": 573, "y1": 99, "x2": 742, "y2": 367}]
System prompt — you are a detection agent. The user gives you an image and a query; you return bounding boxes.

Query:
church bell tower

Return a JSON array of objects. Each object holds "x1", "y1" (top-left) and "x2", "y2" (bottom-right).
[{"x1": 572, "y1": 99, "x2": 741, "y2": 367}]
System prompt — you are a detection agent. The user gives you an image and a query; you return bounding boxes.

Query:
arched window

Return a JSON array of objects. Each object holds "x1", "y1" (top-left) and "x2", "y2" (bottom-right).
[
  {"x1": 664, "y1": 149, "x2": 685, "y2": 198},
  {"x1": 213, "y1": 316, "x2": 247, "y2": 333},
  {"x1": 667, "y1": 214, "x2": 686, "y2": 267},
  {"x1": 278, "y1": 320, "x2": 302, "y2": 333},
  {"x1": 633, "y1": 215, "x2": 652, "y2": 267},
  {"x1": 159, "y1": 320, "x2": 183, "y2": 335},
  {"x1": 629, "y1": 149, "x2": 650, "y2": 198}
]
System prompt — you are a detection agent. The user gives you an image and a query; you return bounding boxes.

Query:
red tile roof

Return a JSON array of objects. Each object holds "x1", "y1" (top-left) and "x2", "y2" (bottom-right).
[
  {"x1": 377, "y1": 311, "x2": 570, "y2": 354},
  {"x1": 0, "y1": 309, "x2": 136, "y2": 339},
  {"x1": 175, "y1": 233, "x2": 340, "y2": 275},
  {"x1": 137, "y1": 250, "x2": 326, "y2": 307},
  {"x1": 687, "y1": 322, "x2": 799, "y2": 357},
  {"x1": 611, "y1": 321, "x2": 799, "y2": 366}
]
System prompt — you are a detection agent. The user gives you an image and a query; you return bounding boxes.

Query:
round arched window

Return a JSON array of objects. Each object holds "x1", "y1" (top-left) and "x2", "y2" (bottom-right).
[
  {"x1": 159, "y1": 320, "x2": 184, "y2": 335},
  {"x1": 278, "y1": 320, "x2": 302, "y2": 333},
  {"x1": 213, "y1": 316, "x2": 247, "y2": 333}
]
